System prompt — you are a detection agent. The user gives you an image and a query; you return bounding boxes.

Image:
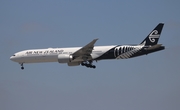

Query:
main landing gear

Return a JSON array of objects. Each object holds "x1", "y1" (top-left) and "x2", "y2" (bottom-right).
[
  {"x1": 20, "y1": 63, "x2": 24, "y2": 70},
  {"x1": 81, "y1": 61, "x2": 96, "y2": 69}
]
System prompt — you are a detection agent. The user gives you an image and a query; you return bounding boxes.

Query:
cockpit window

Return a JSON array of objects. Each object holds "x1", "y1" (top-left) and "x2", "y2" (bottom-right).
[{"x1": 13, "y1": 55, "x2": 16, "y2": 56}]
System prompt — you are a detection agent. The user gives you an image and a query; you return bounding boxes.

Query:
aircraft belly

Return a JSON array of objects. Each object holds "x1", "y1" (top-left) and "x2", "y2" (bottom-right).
[{"x1": 23, "y1": 55, "x2": 58, "y2": 63}]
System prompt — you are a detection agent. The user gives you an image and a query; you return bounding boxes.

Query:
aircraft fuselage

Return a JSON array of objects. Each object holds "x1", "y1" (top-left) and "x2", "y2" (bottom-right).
[{"x1": 10, "y1": 23, "x2": 165, "y2": 69}]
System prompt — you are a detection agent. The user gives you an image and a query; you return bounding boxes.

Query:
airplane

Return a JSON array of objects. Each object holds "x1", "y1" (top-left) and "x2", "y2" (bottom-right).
[{"x1": 10, "y1": 23, "x2": 165, "y2": 70}]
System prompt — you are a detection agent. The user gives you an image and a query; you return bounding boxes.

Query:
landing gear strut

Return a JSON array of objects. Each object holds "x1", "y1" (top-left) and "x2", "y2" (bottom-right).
[
  {"x1": 20, "y1": 63, "x2": 24, "y2": 70},
  {"x1": 81, "y1": 61, "x2": 96, "y2": 69}
]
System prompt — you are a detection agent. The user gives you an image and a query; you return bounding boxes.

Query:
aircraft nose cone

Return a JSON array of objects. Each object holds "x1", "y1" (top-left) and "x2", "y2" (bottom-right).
[
  {"x1": 10, "y1": 56, "x2": 13, "y2": 60},
  {"x1": 10, "y1": 56, "x2": 15, "y2": 61}
]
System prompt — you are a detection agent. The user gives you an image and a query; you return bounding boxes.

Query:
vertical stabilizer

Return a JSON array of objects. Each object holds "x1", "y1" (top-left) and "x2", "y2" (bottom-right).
[{"x1": 140, "y1": 23, "x2": 164, "y2": 46}]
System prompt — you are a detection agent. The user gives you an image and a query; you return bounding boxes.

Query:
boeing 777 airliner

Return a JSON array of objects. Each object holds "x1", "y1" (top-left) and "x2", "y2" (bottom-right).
[{"x1": 10, "y1": 23, "x2": 165, "y2": 69}]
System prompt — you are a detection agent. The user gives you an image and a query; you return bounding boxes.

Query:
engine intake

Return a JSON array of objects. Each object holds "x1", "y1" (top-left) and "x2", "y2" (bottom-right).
[{"x1": 58, "y1": 54, "x2": 73, "y2": 63}]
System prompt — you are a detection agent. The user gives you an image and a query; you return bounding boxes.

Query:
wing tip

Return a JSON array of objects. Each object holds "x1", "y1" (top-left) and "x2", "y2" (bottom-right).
[{"x1": 94, "y1": 38, "x2": 99, "y2": 41}]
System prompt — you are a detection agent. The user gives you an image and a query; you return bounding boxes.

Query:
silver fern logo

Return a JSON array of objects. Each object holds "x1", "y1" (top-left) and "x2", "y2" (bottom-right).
[
  {"x1": 114, "y1": 45, "x2": 144, "y2": 59},
  {"x1": 149, "y1": 30, "x2": 159, "y2": 42}
]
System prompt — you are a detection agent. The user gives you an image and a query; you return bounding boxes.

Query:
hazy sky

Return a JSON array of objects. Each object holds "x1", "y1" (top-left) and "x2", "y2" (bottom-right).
[{"x1": 1, "y1": 0, "x2": 180, "y2": 110}]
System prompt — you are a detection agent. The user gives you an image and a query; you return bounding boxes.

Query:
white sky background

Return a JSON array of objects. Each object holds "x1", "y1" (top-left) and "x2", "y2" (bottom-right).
[{"x1": 0, "y1": 0, "x2": 180, "y2": 110}]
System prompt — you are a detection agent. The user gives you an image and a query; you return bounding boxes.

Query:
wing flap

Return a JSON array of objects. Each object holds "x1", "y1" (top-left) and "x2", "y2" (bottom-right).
[
  {"x1": 73, "y1": 39, "x2": 98, "y2": 56},
  {"x1": 72, "y1": 39, "x2": 98, "y2": 61}
]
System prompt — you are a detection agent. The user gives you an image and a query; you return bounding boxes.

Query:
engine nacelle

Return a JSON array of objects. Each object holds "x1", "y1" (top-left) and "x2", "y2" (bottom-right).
[
  {"x1": 58, "y1": 54, "x2": 73, "y2": 63},
  {"x1": 68, "y1": 62, "x2": 80, "y2": 66}
]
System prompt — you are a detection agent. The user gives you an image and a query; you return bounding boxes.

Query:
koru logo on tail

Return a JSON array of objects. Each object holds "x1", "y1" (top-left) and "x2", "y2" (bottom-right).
[{"x1": 149, "y1": 30, "x2": 159, "y2": 42}]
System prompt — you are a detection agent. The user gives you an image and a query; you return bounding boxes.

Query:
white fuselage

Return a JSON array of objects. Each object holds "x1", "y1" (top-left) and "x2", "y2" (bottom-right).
[{"x1": 10, "y1": 46, "x2": 115, "y2": 64}]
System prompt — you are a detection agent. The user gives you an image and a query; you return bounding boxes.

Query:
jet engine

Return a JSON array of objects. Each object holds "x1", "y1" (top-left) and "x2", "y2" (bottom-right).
[
  {"x1": 67, "y1": 62, "x2": 80, "y2": 66},
  {"x1": 58, "y1": 54, "x2": 74, "y2": 63}
]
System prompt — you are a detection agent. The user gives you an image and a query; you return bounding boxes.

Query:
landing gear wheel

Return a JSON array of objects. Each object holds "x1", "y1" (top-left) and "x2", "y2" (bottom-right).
[
  {"x1": 81, "y1": 63, "x2": 85, "y2": 66},
  {"x1": 21, "y1": 66, "x2": 24, "y2": 70},
  {"x1": 92, "y1": 65, "x2": 96, "y2": 69},
  {"x1": 81, "y1": 61, "x2": 96, "y2": 69},
  {"x1": 86, "y1": 64, "x2": 91, "y2": 68},
  {"x1": 20, "y1": 63, "x2": 24, "y2": 70}
]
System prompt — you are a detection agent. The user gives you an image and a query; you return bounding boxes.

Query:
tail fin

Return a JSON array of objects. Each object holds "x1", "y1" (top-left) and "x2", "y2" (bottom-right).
[{"x1": 140, "y1": 23, "x2": 164, "y2": 46}]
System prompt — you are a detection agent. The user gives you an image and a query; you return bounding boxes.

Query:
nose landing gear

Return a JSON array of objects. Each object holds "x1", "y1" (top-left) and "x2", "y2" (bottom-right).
[{"x1": 20, "y1": 63, "x2": 24, "y2": 70}]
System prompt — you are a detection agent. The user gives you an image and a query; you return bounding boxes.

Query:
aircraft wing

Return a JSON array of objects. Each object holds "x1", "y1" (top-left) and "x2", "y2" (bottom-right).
[{"x1": 72, "y1": 39, "x2": 98, "y2": 61}]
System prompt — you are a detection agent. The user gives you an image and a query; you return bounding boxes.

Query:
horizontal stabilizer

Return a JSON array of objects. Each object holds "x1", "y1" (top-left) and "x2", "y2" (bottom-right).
[{"x1": 145, "y1": 44, "x2": 162, "y2": 50}]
